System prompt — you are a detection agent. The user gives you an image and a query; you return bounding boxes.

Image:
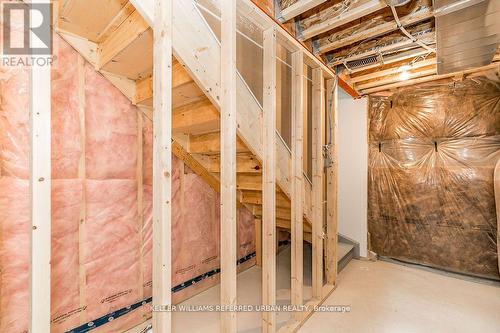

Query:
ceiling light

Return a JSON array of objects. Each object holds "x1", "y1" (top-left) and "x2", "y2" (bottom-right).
[
  {"x1": 398, "y1": 64, "x2": 412, "y2": 81},
  {"x1": 399, "y1": 64, "x2": 412, "y2": 72},
  {"x1": 399, "y1": 71, "x2": 410, "y2": 81}
]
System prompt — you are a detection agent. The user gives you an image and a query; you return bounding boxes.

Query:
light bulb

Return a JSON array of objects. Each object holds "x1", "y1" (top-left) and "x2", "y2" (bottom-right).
[
  {"x1": 398, "y1": 64, "x2": 412, "y2": 81},
  {"x1": 399, "y1": 71, "x2": 410, "y2": 81}
]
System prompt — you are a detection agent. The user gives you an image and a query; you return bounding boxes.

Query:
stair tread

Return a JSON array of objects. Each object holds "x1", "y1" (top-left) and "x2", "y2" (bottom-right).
[{"x1": 337, "y1": 241, "x2": 355, "y2": 262}]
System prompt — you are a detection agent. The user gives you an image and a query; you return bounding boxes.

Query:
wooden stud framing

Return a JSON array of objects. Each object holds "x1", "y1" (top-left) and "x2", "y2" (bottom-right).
[
  {"x1": 220, "y1": 1, "x2": 238, "y2": 332},
  {"x1": 311, "y1": 68, "x2": 325, "y2": 299},
  {"x1": 29, "y1": 1, "x2": 51, "y2": 331},
  {"x1": 255, "y1": 218, "x2": 263, "y2": 267},
  {"x1": 137, "y1": 109, "x2": 145, "y2": 303},
  {"x1": 325, "y1": 78, "x2": 338, "y2": 286},
  {"x1": 262, "y1": 26, "x2": 277, "y2": 333},
  {"x1": 152, "y1": 0, "x2": 172, "y2": 331},
  {"x1": 291, "y1": 50, "x2": 304, "y2": 315},
  {"x1": 77, "y1": 54, "x2": 87, "y2": 324}
]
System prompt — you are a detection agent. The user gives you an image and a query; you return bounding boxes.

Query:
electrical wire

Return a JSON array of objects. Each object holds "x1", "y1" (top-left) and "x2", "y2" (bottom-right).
[{"x1": 389, "y1": 4, "x2": 435, "y2": 53}]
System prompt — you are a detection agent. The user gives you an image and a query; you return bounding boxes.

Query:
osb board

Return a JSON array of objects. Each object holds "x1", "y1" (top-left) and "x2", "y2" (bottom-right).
[{"x1": 59, "y1": 0, "x2": 129, "y2": 42}]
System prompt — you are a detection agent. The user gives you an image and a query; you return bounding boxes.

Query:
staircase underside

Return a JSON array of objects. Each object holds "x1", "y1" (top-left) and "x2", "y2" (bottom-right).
[{"x1": 56, "y1": 0, "x2": 313, "y2": 239}]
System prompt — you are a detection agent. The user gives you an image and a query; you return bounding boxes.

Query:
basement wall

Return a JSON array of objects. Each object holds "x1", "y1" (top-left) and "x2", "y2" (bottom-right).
[
  {"x1": 0, "y1": 34, "x2": 255, "y2": 333},
  {"x1": 368, "y1": 77, "x2": 500, "y2": 279}
]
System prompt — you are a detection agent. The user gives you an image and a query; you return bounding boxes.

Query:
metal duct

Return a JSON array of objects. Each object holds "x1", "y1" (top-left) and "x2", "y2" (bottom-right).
[{"x1": 435, "y1": 0, "x2": 500, "y2": 74}]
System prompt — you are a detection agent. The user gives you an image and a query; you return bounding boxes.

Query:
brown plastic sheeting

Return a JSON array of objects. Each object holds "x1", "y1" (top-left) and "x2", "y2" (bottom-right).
[{"x1": 368, "y1": 77, "x2": 500, "y2": 279}]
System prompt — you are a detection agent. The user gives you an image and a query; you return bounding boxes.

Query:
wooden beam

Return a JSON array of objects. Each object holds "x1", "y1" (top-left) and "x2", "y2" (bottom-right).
[
  {"x1": 299, "y1": 0, "x2": 387, "y2": 40},
  {"x1": 188, "y1": 132, "x2": 249, "y2": 155},
  {"x1": 172, "y1": 141, "x2": 220, "y2": 193},
  {"x1": 351, "y1": 58, "x2": 436, "y2": 83},
  {"x1": 276, "y1": 284, "x2": 336, "y2": 332},
  {"x1": 274, "y1": 218, "x2": 313, "y2": 234},
  {"x1": 77, "y1": 54, "x2": 87, "y2": 324},
  {"x1": 137, "y1": 109, "x2": 145, "y2": 307},
  {"x1": 237, "y1": 174, "x2": 263, "y2": 191},
  {"x1": 202, "y1": 153, "x2": 261, "y2": 174},
  {"x1": 254, "y1": 206, "x2": 292, "y2": 222},
  {"x1": 325, "y1": 78, "x2": 338, "y2": 287},
  {"x1": 279, "y1": 0, "x2": 327, "y2": 22},
  {"x1": 152, "y1": 0, "x2": 172, "y2": 331},
  {"x1": 357, "y1": 66, "x2": 437, "y2": 90},
  {"x1": 220, "y1": 0, "x2": 238, "y2": 331},
  {"x1": 311, "y1": 68, "x2": 325, "y2": 300},
  {"x1": 96, "y1": 2, "x2": 136, "y2": 43},
  {"x1": 134, "y1": 61, "x2": 193, "y2": 104},
  {"x1": 262, "y1": 26, "x2": 277, "y2": 333},
  {"x1": 97, "y1": 10, "x2": 149, "y2": 69},
  {"x1": 172, "y1": 99, "x2": 220, "y2": 135},
  {"x1": 291, "y1": 50, "x2": 304, "y2": 316},
  {"x1": 347, "y1": 48, "x2": 431, "y2": 74},
  {"x1": 30, "y1": 2, "x2": 51, "y2": 331},
  {"x1": 317, "y1": 8, "x2": 433, "y2": 54},
  {"x1": 363, "y1": 61, "x2": 500, "y2": 94},
  {"x1": 135, "y1": 75, "x2": 153, "y2": 104},
  {"x1": 255, "y1": 218, "x2": 262, "y2": 267},
  {"x1": 240, "y1": 190, "x2": 290, "y2": 208},
  {"x1": 129, "y1": 0, "x2": 153, "y2": 26}
]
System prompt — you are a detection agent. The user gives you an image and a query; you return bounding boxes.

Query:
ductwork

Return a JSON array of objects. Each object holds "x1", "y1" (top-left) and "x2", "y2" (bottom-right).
[{"x1": 434, "y1": 0, "x2": 500, "y2": 74}]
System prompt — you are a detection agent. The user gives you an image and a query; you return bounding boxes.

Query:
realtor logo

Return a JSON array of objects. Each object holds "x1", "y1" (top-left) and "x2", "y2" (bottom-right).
[{"x1": 2, "y1": 2, "x2": 52, "y2": 55}]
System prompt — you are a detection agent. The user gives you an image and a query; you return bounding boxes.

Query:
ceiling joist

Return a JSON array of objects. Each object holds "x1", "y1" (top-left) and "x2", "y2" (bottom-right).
[
  {"x1": 299, "y1": 0, "x2": 387, "y2": 40},
  {"x1": 351, "y1": 57, "x2": 435, "y2": 83},
  {"x1": 279, "y1": 0, "x2": 327, "y2": 22},
  {"x1": 317, "y1": 6, "x2": 433, "y2": 54},
  {"x1": 363, "y1": 60, "x2": 500, "y2": 94}
]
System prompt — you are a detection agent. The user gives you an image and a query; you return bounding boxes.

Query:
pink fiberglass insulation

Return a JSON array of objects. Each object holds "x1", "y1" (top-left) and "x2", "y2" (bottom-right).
[
  {"x1": 0, "y1": 31, "x2": 255, "y2": 333},
  {"x1": 85, "y1": 63, "x2": 138, "y2": 180},
  {"x1": 0, "y1": 19, "x2": 30, "y2": 329},
  {"x1": 84, "y1": 180, "x2": 140, "y2": 319},
  {"x1": 176, "y1": 165, "x2": 220, "y2": 285},
  {"x1": 142, "y1": 184, "x2": 153, "y2": 298},
  {"x1": 142, "y1": 118, "x2": 256, "y2": 289},
  {"x1": 238, "y1": 207, "x2": 256, "y2": 259},
  {"x1": 51, "y1": 36, "x2": 81, "y2": 180},
  {"x1": 0, "y1": 178, "x2": 30, "y2": 333},
  {"x1": 50, "y1": 180, "x2": 82, "y2": 332},
  {"x1": 0, "y1": 65, "x2": 30, "y2": 179},
  {"x1": 49, "y1": 36, "x2": 83, "y2": 332}
]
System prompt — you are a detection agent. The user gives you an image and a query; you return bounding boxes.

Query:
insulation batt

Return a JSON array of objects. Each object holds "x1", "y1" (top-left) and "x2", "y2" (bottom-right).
[
  {"x1": 0, "y1": 33, "x2": 255, "y2": 333},
  {"x1": 368, "y1": 78, "x2": 500, "y2": 279}
]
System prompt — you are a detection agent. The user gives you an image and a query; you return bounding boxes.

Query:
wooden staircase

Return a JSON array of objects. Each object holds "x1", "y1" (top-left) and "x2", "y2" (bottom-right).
[{"x1": 56, "y1": 0, "x2": 314, "y2": 240}]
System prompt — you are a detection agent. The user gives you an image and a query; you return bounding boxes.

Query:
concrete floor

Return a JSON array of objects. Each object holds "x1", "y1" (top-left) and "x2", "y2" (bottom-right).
[
  {"x1": 300, "y1": 260, "x2": 500, "y2": 333},
  {"x1": 172, "y1": 245, "x2": 314, "y2": 332},
  {"x1": 150, "y1": 251, "x2": 500, "y2": 333}
]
